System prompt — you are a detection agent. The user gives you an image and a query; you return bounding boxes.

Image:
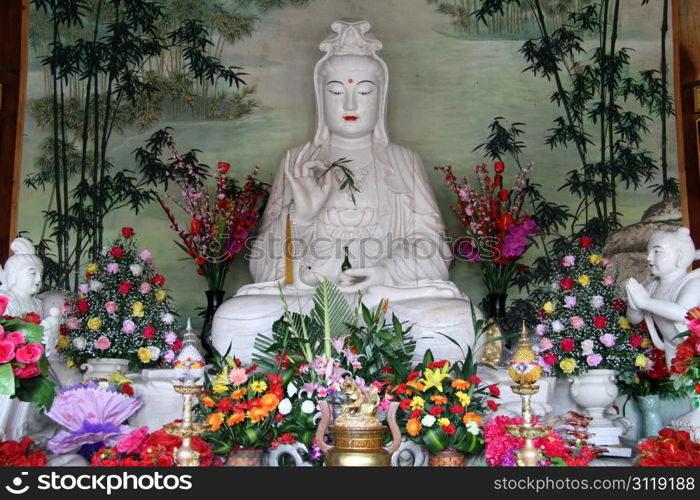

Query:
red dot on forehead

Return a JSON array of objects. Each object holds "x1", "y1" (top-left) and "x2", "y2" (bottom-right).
[{"x1": 347, "y1": 78, "x2": 353, "y2": 83}]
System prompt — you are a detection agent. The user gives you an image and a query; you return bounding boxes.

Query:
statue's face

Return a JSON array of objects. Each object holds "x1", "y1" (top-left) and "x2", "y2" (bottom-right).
[
  {"x1": 647, "y1": 239, "x2": 683, "y2": 277},
  {"x1": 323, "y1": 62, "x2": 380, "y2": 140},
  {"x1": 14, "y1": 265, "x2": 42, "y2": 296}
]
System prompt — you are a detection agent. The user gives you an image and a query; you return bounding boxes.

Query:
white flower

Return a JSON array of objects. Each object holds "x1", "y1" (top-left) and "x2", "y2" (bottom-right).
[
  {"x1": 98, "y1": 381, "x2": 110, "y2": 390},
  {"x1": 581, "y1": 339, "x2": 595, "y2": 356},
  {"x1": 590, "y1": 295, "x2": 604, "y2": 309},
  {"x1": 278, "y1": 398, "x2": 293, "y2": 415},
  {"x1": 300, "y1": 400, "x2": 316, "y2": 414},
  {"x1": 100, "y1": 246, "x2": 110, "y2": 256},
  {"x1": 286, "y1": 381, "x2": 298, "y2": 398},
  {"x1": 421, "y1": 415, "x2": 436, "y2": 428},
  {"x1": 160, "y1": 313, "x2": 175, "y2": 324},
  {"x1": 466, "y1": 421, "x2": 480, "y2": 435},
  {"x1": 551, "y1": 320, "x2": 564, "y2": 333},
  {"x1": 147, "y1": 346, "x2": 161, "y2": 360},
  {"x1": 130, "y1": 264, "x2": 143, "y2": 276},
  {"x1": 89, "y1": 280, "x2": 103, "y2": 292},
  {"x1": 72, "y1": 337, "x2": 86, "y2": 350},
  {"x1": 550, "y1": 282, "x2": 560, "y2": 293}
]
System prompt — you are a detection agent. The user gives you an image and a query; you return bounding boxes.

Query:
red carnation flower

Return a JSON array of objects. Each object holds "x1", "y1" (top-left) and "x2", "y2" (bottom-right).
[
  {"x1": 442, "y1": 424, "x2": 456, "y2": 436},
  {"x1": 119, "y1": 281, "x2": 132, "y2": 295},
  {"x1": 593, "y1": 316, "x2": 607, "y2": 329},
  {"x1": 469, "y1": 375, "x2": 481, "y2": 385},
  {"x1": 152, "y1": 274, "x2": 166, "y2": 287},
  {"x1": 76, "y1": 299, "x2": 90, "y2": 314},
  {"x1": 399, "y1": 399, "x2": 412, "y2": 410},
  {"x1": 217, "y1": 161, "x2": 231, "y2": 174},
  {"x1": 121, "y1": 227, "x2": 135, "y2": 238},
  {"x1": 143, "y1": 325, "x2": 157, "y2": 339},
  {"x1": 629, "y1": 333, "x2": 643, "y2": 349},
  {"x1": 487, "y1": 400, "x2": 499, "y2": 412},
  {"x1": 121, "y1": 383, "x2": 134, "y2": 397},
  {"x1": 450, "y1": 404, "x2": 465, "y2": 415},
  {"x1": 428, "y1": 360, "x2": 449, "y2": 370},
  {"x1": 22, "y1": 312, "x2": 42, "y2": 324},
  {"x1": 111, "y1": 246, "x2": 124, "y2": 259},
  {"x1": 611, "y1": 298, "x2": 626, "y2": 312},
  {"x1": 429, "y1": 406, "x2": 444, "y2": 416},
  {"x1": 172, "y1": 339, "x2": 182, "y2": 352},
  {"x1": 560, "y1": 278, "x2": 575, "y2": 290},
  {"x1": 579, "y1": 236, "x2": 593, "y2": 248},
  {"x1": 409, "y1": 409, "x2": 422, "y2": 419},
  {"x1": 560, "y1": 338, "x2": 575, "y2": 352},
  {"x1": 543, "y1": 352, "x2": 557, "y2": 365},
  {"x1": 488, "y1": 384, "x2": 501, "y2": 397},
  {"x1": 407, "y1": 371, "x2": 420, "y2": 381}
]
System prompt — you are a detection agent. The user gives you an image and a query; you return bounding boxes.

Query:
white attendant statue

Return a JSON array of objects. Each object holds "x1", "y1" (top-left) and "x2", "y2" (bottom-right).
[
  {"x1": 0, "y1": 237, "x2": 61, "y2": 441},
  {"x1": 626, "y1": 227, "x2": 700, "y2": 368},
  {"x1": 212, "y1": 19, "x2": 479, "y2": 364}
]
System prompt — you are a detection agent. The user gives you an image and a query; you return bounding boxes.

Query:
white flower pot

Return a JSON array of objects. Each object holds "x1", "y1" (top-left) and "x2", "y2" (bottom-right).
[
  {"x1": 129, "y1": 369, "x2": 183, "y2": 431},
  {"x1": 569, "y1": 368, "x2": 618, "y2": 427},
  {"x1": 81, "y1": 357, "x2": 132, "y2": 382}
]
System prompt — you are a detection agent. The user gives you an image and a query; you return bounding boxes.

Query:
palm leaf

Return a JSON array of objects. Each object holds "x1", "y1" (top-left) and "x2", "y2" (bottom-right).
[{"x1": 311, "y1": 278, "x2": 352, "y2": 341}]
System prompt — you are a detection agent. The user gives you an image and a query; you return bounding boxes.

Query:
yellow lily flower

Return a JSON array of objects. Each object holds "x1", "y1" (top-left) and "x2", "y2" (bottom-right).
[{"x1": 418, "y1": 366, "x2": 451, "y2": 393}]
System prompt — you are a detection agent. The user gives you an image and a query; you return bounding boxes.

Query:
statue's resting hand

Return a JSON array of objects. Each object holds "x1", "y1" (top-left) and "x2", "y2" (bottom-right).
[{"x1": 284, "y1": 148, "x2": 333, "y2": 226}]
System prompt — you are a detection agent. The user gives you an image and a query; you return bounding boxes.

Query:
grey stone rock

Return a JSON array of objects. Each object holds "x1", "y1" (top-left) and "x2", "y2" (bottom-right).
[
  {"x1": 641, "y1": 196, "x2": 682, "y2": 223},
  {"x1": 604, "y1": 221, "x2": 681, "y2": 255},
  {"x1": 604, "y1": 251, "x2": 652, "y2": 292}
]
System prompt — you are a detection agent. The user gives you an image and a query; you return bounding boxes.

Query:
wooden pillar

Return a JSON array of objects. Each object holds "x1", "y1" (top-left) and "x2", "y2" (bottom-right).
[
  {"x1": 0, "y1": 0, "x2": 28, "y2": 263},
  {"x1": 672, "y1": 0, "x2": 700, "y2": 248}
]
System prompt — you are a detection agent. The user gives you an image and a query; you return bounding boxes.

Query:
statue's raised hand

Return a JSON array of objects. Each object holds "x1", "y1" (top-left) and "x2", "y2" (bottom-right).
[
  {"x1": 625, "y1": 278, "x2": 649, "y2": 310},
  {"x1": 285, "y1": 146, "x2": 333, "y2": 226}
]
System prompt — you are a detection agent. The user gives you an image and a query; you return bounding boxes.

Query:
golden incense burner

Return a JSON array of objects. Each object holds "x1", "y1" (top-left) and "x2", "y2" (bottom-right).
[
  {"x1": 506, "y1": 323, "x2": 551, "y2": 466},
  {"x1": 163, "y1": 384, "x2": 211, "y2": 466},
  {"x1": 315, "y1": 378, "x2": 401, "y2": 466}
]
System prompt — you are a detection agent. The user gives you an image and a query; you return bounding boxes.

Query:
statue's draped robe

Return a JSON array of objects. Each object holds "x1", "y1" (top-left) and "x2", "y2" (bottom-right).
[{"x1": 247, "y1": 142, "x2": 451, "y2": 290}]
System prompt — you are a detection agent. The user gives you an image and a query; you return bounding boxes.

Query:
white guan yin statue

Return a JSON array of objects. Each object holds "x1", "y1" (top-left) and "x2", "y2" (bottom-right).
[
  {"x1": 212, "y1": 19, "x2": 480, "y2": 364},
  {"x1": 0, "y1": 238, "x2": 61, "y2": 440},
  {"x1": 626, "y1": 227, "x2": 700, "y2": 438}
]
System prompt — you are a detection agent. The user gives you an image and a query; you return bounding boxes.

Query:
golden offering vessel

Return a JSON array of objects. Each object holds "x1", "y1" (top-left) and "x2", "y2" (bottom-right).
[
  {"x1": 506, "y1": 323, "x2": 551, "y2": 466},
  {"x1": 315, "y1": 378, "x2": 401, "y2": 466},
  {"x1": 164, "y1": 384, "x2": 211, "y2": 467}
]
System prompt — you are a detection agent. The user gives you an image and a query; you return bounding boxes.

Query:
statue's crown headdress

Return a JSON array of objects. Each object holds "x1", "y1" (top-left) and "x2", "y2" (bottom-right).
[{"x1": 319, "y1": 19, "x2": 382, "y2": 57}]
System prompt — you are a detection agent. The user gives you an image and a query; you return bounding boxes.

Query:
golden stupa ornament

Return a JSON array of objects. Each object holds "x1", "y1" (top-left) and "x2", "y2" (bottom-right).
[
  {"x1": 315, "y1": 378, "x2": 401, "y2": 466},
  {"x1": 505, "y1": 323, "x2": 551, "y2": 466}
]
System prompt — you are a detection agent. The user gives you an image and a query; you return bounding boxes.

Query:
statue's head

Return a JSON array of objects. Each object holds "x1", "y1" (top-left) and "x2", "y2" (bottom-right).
[
  {"x1": 313, "y1": 19, "x2": 388, "y2": 147},
  {"x1": 1, "y1": 237, "x2": 43, "y2": 297},
  {"x1": 647, "y1": 227, "x2": 700, "y2": 277}
]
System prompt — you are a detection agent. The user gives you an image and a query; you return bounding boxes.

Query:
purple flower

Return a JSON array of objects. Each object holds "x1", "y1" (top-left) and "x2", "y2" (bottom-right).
[
  {"x1": 586, "y1": 354, "x2": 603, "y2": 367},
  {"x1": 535, "y1": 324, "x2": 548, "y2": 336},
  {"x1": 599, "y1": 333, "x2": 616, "y2": 348},
  {"x1": 78, "y1": 284, "x2": 89, "y2": 295},
  {"x1": 164, "y1": 331, "x2": 177, "y2": 345},
  {"x1": 564, "y1": 296, "x2": 577, "y2": 309},
  {"x1": 570, "y1": 316, "x2": 584, "y2": 329},
  {"x1": 106, "y1": 263, "x2": 119, "y2": 274},
  {"x1": 562, "y1": 255, "x2": 575, "y2": 267},
  {"x1": 539, "y1": 337, "x2": 553, "y2": 351},
  {"x1": 499, "y1": 448, "x2": 518, "y2": 467},
  {"x1": 163, "y1": 350, "x2": 175, "y2": 363},
  {"x1": 122, "y1": 320, "x2": 136, "y2": 334}
]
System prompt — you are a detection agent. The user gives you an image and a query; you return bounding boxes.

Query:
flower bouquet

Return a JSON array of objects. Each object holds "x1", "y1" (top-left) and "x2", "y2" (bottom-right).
[
  {"x1": 0, "y1": 295, "x2": 55, "y2": 409},
  {"x1": 92, "y1": 426, "x2": 220, "y2": 467},
  {"x1": 393, "y1": 350, "x2": 499, "y2": 458},
  {"x1": 196, "y1": 354, "x2": 281, "y2": 455},
  {"x1": 533, "y1": 237, "x2": 640, "y2": 381},
  {"x1": 0, "y1": 436, "x2": 47, "y2": 466},
  {"x1": 668, "y1": 306, "x2": 700, "y2": 408},
  {"x1": 156, "y1": 133, "x2": 270, "y2": 292},
  {"x1": 435, "y1": 161, "x2": 540, "y2": 296},
  {"x1": 252, "y1": 281, "x2": 414, "y2": 463},
  {"x1": 59, "y1": 228, "x2": 180, "y2": 369},
  {"x1": 484, "y1": 414, "x2": 597, "y2": 466},
  {"x1": 45, "y1": 376, "x2": 142, "y2": 458},
  {"x1": 637, "y1": 428, "x2": 700, "y2": 466}
]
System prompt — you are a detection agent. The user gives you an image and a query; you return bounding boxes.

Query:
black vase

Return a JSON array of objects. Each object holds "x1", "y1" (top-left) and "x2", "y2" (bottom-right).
[
  {"x1": 486, "y1": 292, "x2": 509, "y2": 349},
  {"x1": 201, "y1": 289, "x2": 225, "y2": 360}
]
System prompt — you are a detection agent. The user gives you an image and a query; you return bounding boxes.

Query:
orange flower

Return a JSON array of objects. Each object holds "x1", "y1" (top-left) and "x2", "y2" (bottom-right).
[
  {"x1": 430, "y1": 395, "x2": 448, "y2": 405},
  {"x1": 200, "y1": 396, "x2": 216, "y2": 408},
  {"x1": 226, "y1": 411, "x2": 245, "y2": 426},
  {"x1": 406, "y1": 418, "x2": 422, "y2": 437},
  {"x1": 206, "y1": 412, "x2": 225, "y2": 432},
  {"x1": 230, "y1": 388, "x2": 248, "y2": 400},
  {"x1": 406, "y1": 380, "x2": 425, "y2": 391},
  {"x1": 247, "y1": 406, "x2": 269, "y2": 423},
  {"x1": 451, "y1": 379, "x2": 471, "y2": 390},
  {"x1": 261, "y1": 393, "x2": 280, "y2": 412},
  {"x1": 462, "y1": 412, "x2": 483, "y2": 426}
]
